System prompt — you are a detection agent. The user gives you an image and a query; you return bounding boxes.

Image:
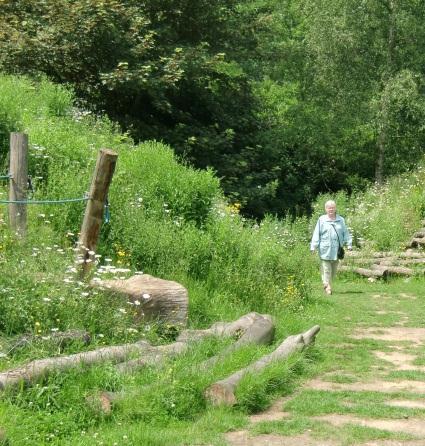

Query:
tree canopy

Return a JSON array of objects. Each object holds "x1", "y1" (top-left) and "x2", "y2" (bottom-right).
[{"x1": 1, "y1": 0, "x2": 424, "y2": 217}]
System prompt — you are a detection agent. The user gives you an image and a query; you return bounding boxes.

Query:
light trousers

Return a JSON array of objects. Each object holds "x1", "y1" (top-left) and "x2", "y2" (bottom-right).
[{"x1": 320, "y1": 259, "x2": 339, "y2": 286}]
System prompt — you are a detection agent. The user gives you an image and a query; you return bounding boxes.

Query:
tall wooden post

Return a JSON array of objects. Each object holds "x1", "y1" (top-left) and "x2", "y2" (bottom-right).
[
  {"x1": 78, "y1": 149, "x2": 118, "y2": 277},
  {"x1": 9, "y1": 132, "x2": 28, "y2": 236}
]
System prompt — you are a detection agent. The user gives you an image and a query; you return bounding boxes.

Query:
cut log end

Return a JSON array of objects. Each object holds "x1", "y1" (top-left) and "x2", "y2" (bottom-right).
[{"x1": 204, "y1": 382, "x2": 236, "y2": 406}]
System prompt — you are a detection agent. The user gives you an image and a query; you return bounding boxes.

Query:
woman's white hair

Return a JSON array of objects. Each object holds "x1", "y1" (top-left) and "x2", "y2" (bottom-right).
[{"x1": 324, "y1": 200, "x2": 336, "y2": 209}]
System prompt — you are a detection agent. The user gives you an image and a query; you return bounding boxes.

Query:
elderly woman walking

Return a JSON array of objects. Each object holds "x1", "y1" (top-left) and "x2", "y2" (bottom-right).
[{"x1": 310, "y1": 200, "x2": 352, "y2": 295}]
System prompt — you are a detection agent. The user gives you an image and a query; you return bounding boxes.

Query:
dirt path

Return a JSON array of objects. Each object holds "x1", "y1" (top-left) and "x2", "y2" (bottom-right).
[{"x1": 224, "y1": 283, "x2": 425, "y2": 446}]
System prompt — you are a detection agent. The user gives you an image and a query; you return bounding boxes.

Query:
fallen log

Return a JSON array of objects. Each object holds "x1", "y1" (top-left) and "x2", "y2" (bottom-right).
[
  {"x1": 89, "y1": 313, "x2": 275, "y2": 413},
  {"x1": 0, "y1": 341, "x2": 152, "y2": 391},
  {"x1": 4, "y1": 329, "x2": 91, "y2": 355},
  {"x1": 339, "y1": 265, "x2": 388, "y2": 279},
  {"x1": 408, "y1": 238, "x2": 425, "y2": 249},
  {"x1": 118, "y1": 313, "x2": 275, "y2": 374},
  {"x1": 0, "y1": 313, "x2": 273, "y2": 392},
  {"x1": 204, "y1": 325, "x2": 320, "y2": 406},
  {"x1": 370, "y1": 265, "x2": 413, "y2": 276},
  {"x1": 198, "y1": 315, "x2": 275, "y2": 370}
]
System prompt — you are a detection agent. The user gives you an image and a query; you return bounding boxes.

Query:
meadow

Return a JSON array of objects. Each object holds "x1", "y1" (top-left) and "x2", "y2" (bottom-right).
[{"x1": 0, "y1": 75, "x2": 424, "y2": 445}]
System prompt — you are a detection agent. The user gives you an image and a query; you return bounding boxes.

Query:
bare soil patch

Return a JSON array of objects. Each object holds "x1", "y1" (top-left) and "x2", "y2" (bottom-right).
[
  {"x1": 248, "y1": 397, "x2": 291, "y2": 423},
  {"x1": 225, "y1": 431, "x2": 338, "y2": 446},
  {"x1": 312, "y1": 414, "x2": 425, "y2": 437},
  {"x1": 361, "y1": 442, "x2": 425, "y2": 446},
  {"x1": 373, "y1": 351, "x2": 419, "y2": 370},
  {"x1": 350, "y1": 328, "x2": 425, "y2": 344},
  {"x1": 305, "y1": 378, "x2": 425, "y2": 393},
  {"x1": 385, "y1": 400, "x2": 425, "y2": 409}
]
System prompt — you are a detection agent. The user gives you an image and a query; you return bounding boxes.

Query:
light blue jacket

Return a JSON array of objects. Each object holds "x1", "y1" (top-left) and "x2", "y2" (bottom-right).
[{"x1": 310, "y1": 214, "x2": 352, "y2": 260}]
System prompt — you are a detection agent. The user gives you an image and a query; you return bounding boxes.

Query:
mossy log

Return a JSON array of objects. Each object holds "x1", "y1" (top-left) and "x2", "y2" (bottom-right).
[{"x1": 204, "y1": 325, "x2": 320, "y2": 406}]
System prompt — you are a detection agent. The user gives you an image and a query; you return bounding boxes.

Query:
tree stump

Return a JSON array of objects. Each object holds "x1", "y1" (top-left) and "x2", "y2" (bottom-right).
[{"x1": 93, "y1": 274, "x2": 188, "y2": 326}]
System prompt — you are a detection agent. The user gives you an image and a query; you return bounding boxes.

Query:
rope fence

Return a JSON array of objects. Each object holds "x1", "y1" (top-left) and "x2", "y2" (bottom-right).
[
  {"x1": 0, "y1": 174, "x2": 11, "y2": 180},
  {"x1": 0, "y1": 197, "x2": 90, "y2": 205}
]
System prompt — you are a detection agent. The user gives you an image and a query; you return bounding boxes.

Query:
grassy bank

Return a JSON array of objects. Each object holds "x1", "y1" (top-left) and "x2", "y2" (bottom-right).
[{"x1": 1, "y1": 74, "x2": 425, "y2": 445}]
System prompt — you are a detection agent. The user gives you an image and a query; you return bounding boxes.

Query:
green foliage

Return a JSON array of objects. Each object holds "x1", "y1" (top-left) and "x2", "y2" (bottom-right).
[{"x1": 311, "y1": 160, "x2": 425, "y2": 251}]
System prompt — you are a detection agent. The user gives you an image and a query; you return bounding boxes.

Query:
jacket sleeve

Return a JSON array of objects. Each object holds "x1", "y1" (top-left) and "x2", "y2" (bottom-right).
[
  {"x1": 310, "y1": 218, "x2": 321, "y2": 250},
  {"x1": 342, "y1": 218, "x2": 352, "y2": 248}
]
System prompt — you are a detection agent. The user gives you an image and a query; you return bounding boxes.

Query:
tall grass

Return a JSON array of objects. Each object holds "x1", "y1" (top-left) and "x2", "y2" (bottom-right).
[
  {"x1": 1, "y1": 73, "x2": 425, "y2": 444},
  {"x1": 311, "y1": 170, "x2": 425, "y2": 251},
  {"x1": 0, "y1": 74, "x2": 312, "y2": 331}
]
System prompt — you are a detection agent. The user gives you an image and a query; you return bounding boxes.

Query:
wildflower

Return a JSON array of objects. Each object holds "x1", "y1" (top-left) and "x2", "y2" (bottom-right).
[
  {"x1": 43, "y1": 297, "x2": 51, "y2": 303},
  {"x1": 134, "y1": 300, "x2": 141, "y2": 306},
  {"x1": 118, "y1": 308, "x2": 127, "y2": 314}
]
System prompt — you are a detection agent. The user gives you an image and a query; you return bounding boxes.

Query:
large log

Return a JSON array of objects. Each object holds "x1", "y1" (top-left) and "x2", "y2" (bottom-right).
[
  {"x1": 4, "y1": 330, "x2": 91, "y2": 355},
  {"x1": 198, "y1": 315, "x2": 275, "y2": 370},
  {"x1": 93, "y1": 274, "x2": 188, "y2": 326},
  {"x1": 408, "y1": 238, "x2": 425, "y2": 249},
  {"x1": 0, "y1": 341, "x2": 152, "y2": 391},
  {"x1": 204, "y1": 325, "x2": 320, "y2": 406},
  {"x1": 339, "y1": 265, "x2": 388, "y2": 279},
  {"x1": 89, "y1": 313, "x2": 275, "y2": 413},
  {"x1": 370, "y1": 265, "x2": 413, "y2": 276},
  {"x1": 177, "y1": 312, "x2": 273, "y2": 343},
  {"x1": 0, "y1": 313, "x2": 274, "y2": 394},
  {"x1": 116, "y1": 312, "x2": 274, "y2": 374}
]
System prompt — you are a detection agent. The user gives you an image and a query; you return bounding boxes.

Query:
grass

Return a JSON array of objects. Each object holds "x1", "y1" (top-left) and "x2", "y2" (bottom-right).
[
  {"x1": 252, "y1": 418, "x2": 415, "y2": 446},
  {"x1": 0, "y1": 74, "x2": 425, "y2": 444}
]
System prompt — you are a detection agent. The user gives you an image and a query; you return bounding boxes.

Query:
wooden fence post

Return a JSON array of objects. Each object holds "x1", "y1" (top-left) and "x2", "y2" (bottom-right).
[
  {"x1": 78, "y1": 149, "x2": 118, "y2": 277},
  {"x1": 9, "y1": 132, "x2": 28, "y2": 237}
]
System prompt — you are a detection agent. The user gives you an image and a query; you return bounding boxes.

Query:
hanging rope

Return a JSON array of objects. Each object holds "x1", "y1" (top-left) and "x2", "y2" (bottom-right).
[{"x1": 104, "y1": 196, "x2": 111, "y2": 223}]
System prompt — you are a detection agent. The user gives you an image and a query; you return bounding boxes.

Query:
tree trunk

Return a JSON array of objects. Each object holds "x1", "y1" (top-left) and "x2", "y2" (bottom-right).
[{"x1": 204, "y1": 325, "x2": 320, "y2": 406}]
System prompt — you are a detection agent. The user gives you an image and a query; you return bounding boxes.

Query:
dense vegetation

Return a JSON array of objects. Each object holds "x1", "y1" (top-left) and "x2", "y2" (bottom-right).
[
  {"x1": 1, "y1": 0, "x2": 425, "y2": 443},
  {"x1": 1, "y1": 0, "x2": 424, "y2": 217},
  {"x1": 0, "y1": 75, "x2": 424, "y2": 445}
]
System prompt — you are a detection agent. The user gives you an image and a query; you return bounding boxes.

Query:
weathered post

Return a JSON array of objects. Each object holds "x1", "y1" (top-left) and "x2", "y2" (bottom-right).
[
  {"x1": 78, "y1": 149, "x2": 118, "y2": 277},
  {"x1": 9, "y1": 132, "x2": 28, "y2": 236}
]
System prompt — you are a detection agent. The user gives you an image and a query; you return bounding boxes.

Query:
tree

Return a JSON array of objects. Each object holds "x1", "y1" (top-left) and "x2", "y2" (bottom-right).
[{"x1": 298, "y1": 0, "x2": 425, "y2": 183}]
